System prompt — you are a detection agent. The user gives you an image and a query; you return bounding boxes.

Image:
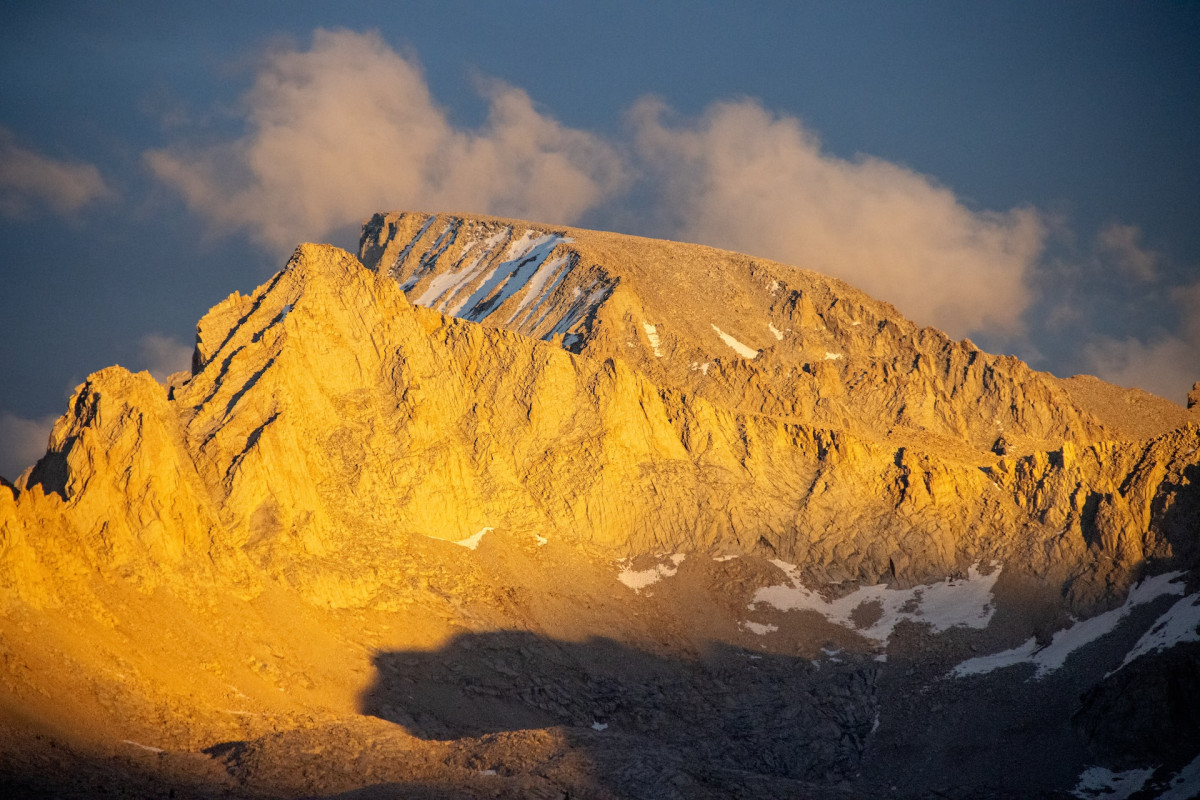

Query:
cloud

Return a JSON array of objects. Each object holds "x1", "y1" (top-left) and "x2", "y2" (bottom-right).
[
  {"x1": 0, "y1": 412, "x2": 58, "y2": 481},
  {"x1": 146, "y1": 29, "x2": 626, "y2": 253},
  {"x1": 629, "y1": 98, "x2": 1046, "y2": 340},
  {"x1": 1096, "y1": 223, "x2": 1158, "y2": 282},
  {"x1": 0, "y1": 127, "x2": 113, "y2": 218},
  {"x1": 140, "y1": 30, "x2": 1190, "y2": 402},
  {"x1": 138, "y1": 334, "x2": 193, "y2": 382},
  {"x1": 1083, "y1": 281, "x2": 1200, "y2": 405}
]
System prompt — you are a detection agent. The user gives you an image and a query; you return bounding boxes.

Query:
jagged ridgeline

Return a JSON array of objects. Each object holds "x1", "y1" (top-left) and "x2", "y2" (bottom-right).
[
  {"x1": 3, "y1": 211, "x2": 1198, "y2": 607},
  {"x1": 1, "y1": 212, "x2": 1198, "y2": 798}
]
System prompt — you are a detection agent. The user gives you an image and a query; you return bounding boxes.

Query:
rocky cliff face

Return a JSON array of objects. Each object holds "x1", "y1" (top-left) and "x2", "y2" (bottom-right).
[
  {"x1": 2, "y1": 214, "x2": 1198, "y2": 798},
  {"x1": 360, "y1": 211, "x2": 1194, "y2": 458}
]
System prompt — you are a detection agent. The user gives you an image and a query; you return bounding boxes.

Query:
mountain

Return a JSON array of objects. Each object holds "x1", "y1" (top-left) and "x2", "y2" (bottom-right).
[{"x1": 2, "y1": 213, "x2": 1198, "y2": 798}]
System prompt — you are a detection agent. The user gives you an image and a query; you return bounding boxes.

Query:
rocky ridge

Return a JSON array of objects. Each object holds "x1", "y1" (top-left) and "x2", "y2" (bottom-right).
[{"x1": 1, "y1": 213, "x2": 1198, "y2": 798}]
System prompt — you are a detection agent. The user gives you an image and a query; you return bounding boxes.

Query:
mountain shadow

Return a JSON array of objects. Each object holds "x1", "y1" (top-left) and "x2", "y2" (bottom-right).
[{"x1": 360, "y1": 630, "x2": 879, "y2": 795}]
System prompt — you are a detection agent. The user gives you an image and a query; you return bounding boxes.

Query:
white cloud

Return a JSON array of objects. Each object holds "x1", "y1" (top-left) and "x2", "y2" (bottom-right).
[
  {"x1": 0, "y1": 126, "x2": 113, "y2": 218},
  {"x1": 1083, "y1": 281, "x2": 1200, "y2": 405},
  {"x1": 138, "y1": 334, "x2": 193, "y2": 383},
  {"x1": 0, "y1": 412, "x2": 58, "y2": 482},
  {"x1": 1096, "y1": 222, "x2": 1158, "y2": 282},
  {"x1": 139, "y1": 30, "x2": 1193, "y2": 403},
  {"x1": 146, "y1": 29, "x2": 626, "y2": 253},
  {"x1": 629, "y1": 98, "x2": 1046, "y2": 340}
]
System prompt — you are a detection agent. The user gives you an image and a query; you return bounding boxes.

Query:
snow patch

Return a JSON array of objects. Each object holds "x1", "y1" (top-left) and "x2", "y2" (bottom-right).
[
  {"x1": 1157, "y1": 752, "x2": 1200, "y2": 800},
  {"x1": 741, "y1": 621, "x2": 778, "y2": 636},
  {"x1": 690, "y1": 361, "x2": 710, "y2": 375},
  {"x1": 533, "y1": 533, "x2": 549, "y2": 547},
  {"x1": 1072, "y1": 766, "x2": 1154, "y2": 799},
  {"x1": 824, "y1": 351, "x2": 843, "y2": 360},
  {"x1": 951, "y1": 572, "x2": 1187, "y2": 679},
  {"x1": 388, "y1": 216, "x2": 437, "y2": 278},
  {"x1": 1116, "y1": 591, "x2": 1200, "y2": 672},
  {"x1": 617, "y1": 554, "x2": 686, "y2": 592},
  {"x1": 751, "y1": 561, "x2": 1001, "y2": 644},
  {"x1": 510, "y1": 254, "x2": 573, "y2": 326},
  {"x1": 711, "y1": 324, "x2": 758, "y2": 359},
  {"x1": 457, "y1": 231, "x2": 569, "y2": 322},
  {"x1": 591, "y1": 721, "x2": 608, "y2": 731},
  {"x1": 452, "y1": 527, "x2": 494, "y2": 550},
  {"x1": 122, "y1": 740, "x2": 164, "y2": 754},
  {"x1": 768, "y1": 322, "x2": 784, "y2": 340},
  {"x1": 416, "y1": 227, "x2": 507, "y2": 310},
  {"x1": 713, "y1": 554, "x2": 738, "y2": 562},
  {"x1": 642, "y1": 322, "x2": 664, "y2": 357},
  {"x1": 543, "y1": 280, "x2": 613, "y2": 345}
]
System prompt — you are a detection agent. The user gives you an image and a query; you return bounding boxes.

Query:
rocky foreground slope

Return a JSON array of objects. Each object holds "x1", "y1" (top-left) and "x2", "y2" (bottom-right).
[{"x1": 2, "y1": 213, "x2": 1199, "y2": 798}]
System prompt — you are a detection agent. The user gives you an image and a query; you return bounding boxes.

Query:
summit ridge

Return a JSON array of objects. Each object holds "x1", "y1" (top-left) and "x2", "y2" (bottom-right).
[{"x1": 1, "y1": 213, "x2": 1197, "y2": 798}]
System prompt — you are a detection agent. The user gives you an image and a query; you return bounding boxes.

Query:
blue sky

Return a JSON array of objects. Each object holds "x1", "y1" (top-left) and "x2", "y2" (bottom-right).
[{"x1": 1, "y1": 1, "x2": 1198, "y2": 477}]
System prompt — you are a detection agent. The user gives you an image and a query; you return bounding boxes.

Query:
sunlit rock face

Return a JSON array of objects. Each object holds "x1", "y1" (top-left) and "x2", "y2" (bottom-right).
[{"x1": 1, "y1": 213, "x2": 1198, "y2": 799}]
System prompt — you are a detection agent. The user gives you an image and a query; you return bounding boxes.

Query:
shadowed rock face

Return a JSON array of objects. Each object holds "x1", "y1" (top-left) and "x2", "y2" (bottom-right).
[
  {"x1": 362, "y1": 631, "x2": 878, "y2": 786},
  {"x1": 1, "y1": 212, "x2": 1198, "y2": 799},
  {"x1": 1073, "y1": 642, "x2": 1200, "y2": 770}
]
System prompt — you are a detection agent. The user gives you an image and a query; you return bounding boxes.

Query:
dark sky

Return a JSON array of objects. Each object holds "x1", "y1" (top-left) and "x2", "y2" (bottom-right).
[{"x1": 2, "y1": 1, "x2": 1198, "y2": 477}]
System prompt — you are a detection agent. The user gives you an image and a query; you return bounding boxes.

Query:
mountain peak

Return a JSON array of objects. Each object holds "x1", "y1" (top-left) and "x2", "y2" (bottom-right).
[{"x1": 2, "y1": 214, "x2": 1197, "y2": 798}]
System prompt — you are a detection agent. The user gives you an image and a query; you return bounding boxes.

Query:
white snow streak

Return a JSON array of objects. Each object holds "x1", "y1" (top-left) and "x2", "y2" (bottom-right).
[
  {"x1": 617, "y1": 554, "x2": 686, "y2": 592},
  {"x1": 643, "y1": 322, "x2": 663, "y2": 357},
  {"x1": 741, "y1": 621, "x2": 778, "y2": 636},
  {"x1": 1157, "y1": 752, "x2": 1200, "y2": 800},
  {"x1": 711, "y1": 324, "x2": 758, "y2": 359},
  {"x1": 510, "y1": 254, "x2": 572, "y2": 325},
  {"x1": 751, "y1": 561, "x2": 1001, "y2": 644},
  {"x1": 1072, "y1": 766, "x2": 1154, "y2": 799},
  {"x1": 417, "y1": 228, "x2": 508, "y2": 310},
  {"x1": 824, "y1": 351, "x2": 843, "y2": 360},
  {"x1": 768, "y1": 322, "x2": 784, "y2": 340},
  {"x1": 1116, "y1": 592, "x2": 1200, "y2": 672},
  {"x1": 456, "y1": 231, "x2": 568, "y2": 322},
  {"x1": 452, "y1": 527, "x2": 494, "y2": 550},
  {"x1": 951, "y1": 571, "x2": 1187, "y2": 679}
]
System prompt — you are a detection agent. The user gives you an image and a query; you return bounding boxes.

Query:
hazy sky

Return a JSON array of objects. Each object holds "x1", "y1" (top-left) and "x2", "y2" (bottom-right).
[{"x1": 2, "y1": 1, "x2": 1198, "y2": 478}]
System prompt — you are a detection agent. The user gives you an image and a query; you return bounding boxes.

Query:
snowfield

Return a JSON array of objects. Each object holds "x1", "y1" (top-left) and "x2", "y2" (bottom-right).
[{"x1": 750, "y1": 561, "x2": 1001, "y2": 644}]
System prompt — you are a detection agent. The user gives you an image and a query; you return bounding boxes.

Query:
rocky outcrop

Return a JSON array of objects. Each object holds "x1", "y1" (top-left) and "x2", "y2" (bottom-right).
[
  {"x1": 2, "y1": 215, "x2": 1198, "y2": 798},
  {"x1": 359, "y1": 211, "x2": 1170, "y2": 457},
  {"x1": 4, "y1": 232, "x2": 1198, "y2": 613}
]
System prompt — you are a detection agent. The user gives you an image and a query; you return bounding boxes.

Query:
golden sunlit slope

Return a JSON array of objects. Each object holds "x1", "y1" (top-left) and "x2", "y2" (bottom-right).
[
  {"x1": 360, "y1": 211, "x2": 1196, "y2": 458},
  {"x1": 4, "y1": 238, "x2": 1195, "y2": 609},
  {"x1": 0, "y1": 219, "x2": 1197, "y2": 797}
]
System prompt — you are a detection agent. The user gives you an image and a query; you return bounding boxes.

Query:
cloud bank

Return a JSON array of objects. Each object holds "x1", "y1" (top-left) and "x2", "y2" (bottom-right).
[
  {"x1": 138, "y1": 334, "x2": 193, "y2": 383},
  {"x1": 1083, "y1": 281, "x2": 1200, "y2": 403},
  {"x1": 147, "y1": 29, "x2": 1046, "y2": 343},
  {"x1": 1096, "y1": 222, "x2": 1160, "y2": 283},
  {"x1": 0, "y1": 127, "x2": 112, "y2": 218},
  {"x1": 629, "y1": 99, "x2": 1045, "y2": 340},
  {"x1": 143, "y1": 28, "x2": 1194, "y2": 402},
  {"x1": 0, "y1": 412, "x2": 57, "y2": 482},
  {"x1": 147, "y1": 29, "x2": 625, "y2": 253}
]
